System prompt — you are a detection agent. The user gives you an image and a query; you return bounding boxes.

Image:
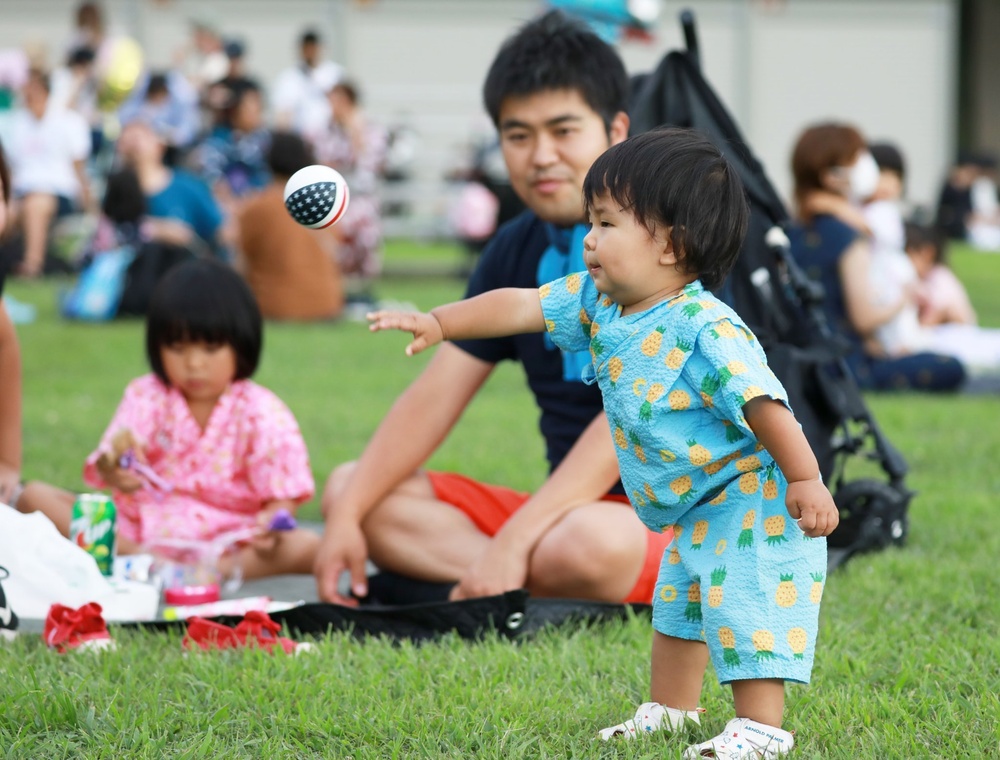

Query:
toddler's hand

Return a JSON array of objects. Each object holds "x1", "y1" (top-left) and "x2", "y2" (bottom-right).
[
  {"x1": 785, "y1": 478, "x2": 839, "y2": 538},
  {"x1": 367, "y1": 310, "x2": 444, "y2": 356}
]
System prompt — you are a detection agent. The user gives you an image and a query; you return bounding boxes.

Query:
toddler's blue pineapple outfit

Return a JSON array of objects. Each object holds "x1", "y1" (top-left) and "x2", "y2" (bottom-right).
[{"x1": 540, "y1": 274, "x2": 826, "y2": 683}]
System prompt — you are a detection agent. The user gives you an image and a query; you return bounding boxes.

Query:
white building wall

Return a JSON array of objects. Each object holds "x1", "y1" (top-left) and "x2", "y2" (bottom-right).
[{"x1": 0, "y1": 0, "x2": 956, "y2": 214}]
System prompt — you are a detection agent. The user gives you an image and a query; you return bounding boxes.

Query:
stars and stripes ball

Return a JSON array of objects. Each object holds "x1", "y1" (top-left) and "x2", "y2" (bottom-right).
[{"x1": 283, "y1": 165, "x2": 350, "y2": 229}]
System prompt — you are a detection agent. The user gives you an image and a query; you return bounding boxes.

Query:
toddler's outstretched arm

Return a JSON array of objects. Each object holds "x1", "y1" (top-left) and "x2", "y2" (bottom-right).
[
  {"x1": 369, "y1": 288, "x2": 545, "y2": 355},
  {"x1": 743, "y1": 397, "x2": 839, "y2": 538}
]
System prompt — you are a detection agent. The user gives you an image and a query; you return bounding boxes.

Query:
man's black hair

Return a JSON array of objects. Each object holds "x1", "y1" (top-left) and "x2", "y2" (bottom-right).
[
  {"x1": 267, "y1": 131, "x2": 315, "y2": 179},
  {"x1": 583, "y1": 127, "x2": 749, "y2": 291},
  {"x1": 483, "y1": 10, "x2": 628, "y2": 131},
  {"x1": 301, "y1": 29, "x2": 321, "y2": 46},
  {"x1": 146, "y1": 259, "x2": 262, "y2": 384}
]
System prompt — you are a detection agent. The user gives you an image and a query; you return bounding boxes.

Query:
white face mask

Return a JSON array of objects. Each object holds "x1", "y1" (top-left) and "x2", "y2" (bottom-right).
[{"x1": 846, "y1": 151, "x2": 880, "y2": 202}]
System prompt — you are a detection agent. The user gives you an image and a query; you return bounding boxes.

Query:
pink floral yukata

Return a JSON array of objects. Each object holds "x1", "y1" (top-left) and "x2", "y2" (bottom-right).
[{"x1": 83, "y1": 374, "x2": 315, "y2": 546}]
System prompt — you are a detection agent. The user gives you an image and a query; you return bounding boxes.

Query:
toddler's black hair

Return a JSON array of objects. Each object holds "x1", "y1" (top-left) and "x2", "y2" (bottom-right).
[
  {"x1": 146, "y1": 259, "x2": 262, "y2": 384},
  {"x1": 582, "y1": 127, "x2": 749, "y2": 291},
  {"x1": 482, "y1": 9, "x2": 628, "y2": 132}
]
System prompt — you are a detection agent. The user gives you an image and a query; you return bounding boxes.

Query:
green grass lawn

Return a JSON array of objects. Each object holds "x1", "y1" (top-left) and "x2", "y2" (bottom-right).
[{"x1": 2, "y1": 241, "x2": 999, "y2": 758}]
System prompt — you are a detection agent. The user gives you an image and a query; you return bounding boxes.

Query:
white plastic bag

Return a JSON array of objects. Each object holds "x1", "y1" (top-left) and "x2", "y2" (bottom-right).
[{"x1": 0, "y1": 504, "x2": 159, "y2": 621}]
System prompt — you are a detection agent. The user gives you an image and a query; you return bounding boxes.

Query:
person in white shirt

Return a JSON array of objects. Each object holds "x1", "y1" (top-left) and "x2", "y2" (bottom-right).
[
  {"x1": 860, "y1": 143, "x2": 924, "y2": 358},
  {"x1": 271, "y1": 30, "x2": 344, "y2": 138},
  {"x1": 862, "y1": 144, "x2": 1000, "y2": 376},
  {"x1": 6, "y1": 69, "x2": 92, "y2": 278}
]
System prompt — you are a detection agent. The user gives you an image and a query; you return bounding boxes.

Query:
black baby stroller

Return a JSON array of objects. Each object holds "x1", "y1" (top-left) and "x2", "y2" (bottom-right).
[{"x1": 629, "y1": 10, "x2": 912, "y2": 569}]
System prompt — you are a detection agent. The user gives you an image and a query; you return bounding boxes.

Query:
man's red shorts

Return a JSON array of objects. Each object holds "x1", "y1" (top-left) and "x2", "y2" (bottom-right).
[{"x1": 426, "y1": 471, "x2": 671, "y2": 605}]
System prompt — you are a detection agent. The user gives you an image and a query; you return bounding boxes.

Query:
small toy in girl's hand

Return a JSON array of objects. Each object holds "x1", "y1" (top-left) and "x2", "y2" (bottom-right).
[
  {"x1": 118, "y1": 449, "x2": 173, "y2": 494},
  {"x1": 267, "y1": 509, "x2": 297, "y2": 532}
]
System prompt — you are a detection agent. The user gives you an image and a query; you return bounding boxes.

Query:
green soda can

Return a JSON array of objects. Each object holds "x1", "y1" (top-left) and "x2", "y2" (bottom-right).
[{"x1": 70, "y1": 494, "x2": 117, "y2": 576}]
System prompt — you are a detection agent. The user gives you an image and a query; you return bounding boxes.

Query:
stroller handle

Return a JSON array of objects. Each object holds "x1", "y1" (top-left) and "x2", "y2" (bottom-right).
[{"x1": 680, "y1": 9, "x2": 700, "y2": 70}]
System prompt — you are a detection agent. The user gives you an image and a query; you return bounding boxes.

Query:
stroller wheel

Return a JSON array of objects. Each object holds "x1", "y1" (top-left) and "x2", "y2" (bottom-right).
[{"x1": 830, "y1": 479, "x2": 910, "y2": 552}]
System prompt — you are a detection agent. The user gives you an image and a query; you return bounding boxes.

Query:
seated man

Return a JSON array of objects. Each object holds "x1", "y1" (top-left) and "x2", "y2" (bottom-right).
[{"x1": 314, "y1": 11, "x2": 670, "y2": 606}]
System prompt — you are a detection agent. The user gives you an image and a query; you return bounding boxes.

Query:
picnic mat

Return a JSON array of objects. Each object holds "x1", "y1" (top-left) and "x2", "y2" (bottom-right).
[{"x1": 119, "y1": 590, "x2": 652, "y2": 643}]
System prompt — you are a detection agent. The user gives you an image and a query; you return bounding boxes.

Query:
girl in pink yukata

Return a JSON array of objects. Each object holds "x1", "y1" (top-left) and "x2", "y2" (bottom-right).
[{"x1": 25, "y1": 260, "x2": 320, "y2": 580}]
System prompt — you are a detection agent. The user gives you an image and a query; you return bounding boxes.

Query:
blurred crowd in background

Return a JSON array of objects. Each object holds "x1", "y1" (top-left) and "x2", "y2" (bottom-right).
[{"x1": 0, "y1": 0, "x2": 998, "y2": 331}]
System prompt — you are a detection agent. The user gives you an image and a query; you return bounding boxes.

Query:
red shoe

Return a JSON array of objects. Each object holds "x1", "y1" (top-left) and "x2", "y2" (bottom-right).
[
  {"x1": 44, "y1": 602, "x2": 116, "y2": 653},
  {"x1": 234, "y1": 611, "x2": 313, "y2": 655},
  {"x1": 182, "y1": 617, "x2": 242, "y2": 651}
]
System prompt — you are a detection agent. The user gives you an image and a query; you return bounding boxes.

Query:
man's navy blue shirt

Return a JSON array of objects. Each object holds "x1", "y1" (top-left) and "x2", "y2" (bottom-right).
[{"x1": 453, "y1": 210, "x2": 622, "y2": 492}]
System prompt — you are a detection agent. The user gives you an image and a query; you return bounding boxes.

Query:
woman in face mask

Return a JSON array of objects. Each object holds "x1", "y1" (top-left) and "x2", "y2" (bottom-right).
[{"x1": 785, "y1": 122, "x2": 966, "y2": 392}]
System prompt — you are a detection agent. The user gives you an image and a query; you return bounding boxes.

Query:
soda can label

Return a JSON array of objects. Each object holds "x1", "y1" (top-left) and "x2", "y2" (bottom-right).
[{"x1": 70, "y1": 494, "x2": 117, "y2": 576}]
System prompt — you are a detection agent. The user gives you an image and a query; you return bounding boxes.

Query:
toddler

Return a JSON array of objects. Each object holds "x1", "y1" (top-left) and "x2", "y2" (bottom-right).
[{"x1": 368, "y1": 128, "x2": 838, "y2": 759}]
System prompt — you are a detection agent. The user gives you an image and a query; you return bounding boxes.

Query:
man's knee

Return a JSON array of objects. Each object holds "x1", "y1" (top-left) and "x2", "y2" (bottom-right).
[
  {"x1": 530, "y1": 509, "x2": 645, "y2": 591},
  {"x1": 320, "y1": 461, "x2": 358, "y2": 518}
]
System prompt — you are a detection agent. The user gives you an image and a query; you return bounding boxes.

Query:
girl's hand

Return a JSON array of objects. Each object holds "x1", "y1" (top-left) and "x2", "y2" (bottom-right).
[
  {"x1": 785, "y1": 478, "x2": 839, "y2": 538},
  {"x1": 97, "y1": 434, "x2": 147, "y2": 493},
  {"x1": 95, "y1": 458, "x2": 145, "y2": 493},
  {"x1": 251, "y1": 503, "x2": 294, "y2": 553},
  {"x1": 367, "y1": 310, "x2": 444, "y2": 356}
]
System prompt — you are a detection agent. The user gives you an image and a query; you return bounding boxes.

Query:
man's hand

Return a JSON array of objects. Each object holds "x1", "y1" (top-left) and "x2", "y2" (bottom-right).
[
  {"x1": 314, "y1": 518, "x2": 370, "y2": 606},
  {"x1": 367, "y1": 310, "x2": 444, "y2": 356},
  {"x1": 450, "y1": 540, "x2": 530, "y2": 601},
  {"x1": 786, "y1": 478, "x2": 839, "y2": 538}
]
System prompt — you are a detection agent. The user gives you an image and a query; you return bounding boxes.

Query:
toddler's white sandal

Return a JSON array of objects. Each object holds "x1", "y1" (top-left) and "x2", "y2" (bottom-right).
[
  {"x1": 682, "y1": 717, "x2": 793, "y2": 759},
  {"x1": 598, "y1": 701, "x2": 702, "y2": 741}
]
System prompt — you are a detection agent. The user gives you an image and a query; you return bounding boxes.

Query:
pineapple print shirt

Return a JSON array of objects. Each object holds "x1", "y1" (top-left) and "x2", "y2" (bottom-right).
[{"x1": 539, "y1": 274, "x2": 790, "y2": 532}]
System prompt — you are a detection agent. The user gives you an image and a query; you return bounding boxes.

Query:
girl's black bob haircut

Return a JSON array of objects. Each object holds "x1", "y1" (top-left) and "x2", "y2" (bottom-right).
[
  {"x1": 583, "y1": 127, "x2": 750, "y2": 291},
  {"x1": 146, "y1": 259, "x2": 262, "y2": 384}
]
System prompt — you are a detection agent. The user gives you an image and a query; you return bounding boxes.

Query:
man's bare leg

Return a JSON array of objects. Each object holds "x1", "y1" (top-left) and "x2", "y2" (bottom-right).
[
  {"x1": 326, "y1": 461, "x2": 651, "y2": 602},
  {"x1": 527, "y1": 500, "x2": 649, "y2": 601},
  {"x1": 320, "y1": 463, "x2": 491, "y2": 582}
]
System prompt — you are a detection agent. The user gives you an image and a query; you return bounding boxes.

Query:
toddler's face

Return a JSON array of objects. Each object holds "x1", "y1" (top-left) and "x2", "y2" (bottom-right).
[
  {"x1": 161, "y1": 340, "x2": 237, "y2": 405},
  {"x1": 582, "y1": 192, "x2": 686, "y2": 315}
]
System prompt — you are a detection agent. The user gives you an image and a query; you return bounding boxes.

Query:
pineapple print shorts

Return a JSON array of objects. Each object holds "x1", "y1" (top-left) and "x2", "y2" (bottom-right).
[{"x1": 650, "y1": 479, "x2": 827, "y2": 685}]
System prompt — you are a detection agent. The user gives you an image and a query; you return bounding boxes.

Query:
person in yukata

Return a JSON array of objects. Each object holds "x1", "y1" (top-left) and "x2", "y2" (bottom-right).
[{"x1": 17, "y1": 260, "x2": 320, "y2": 580}]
